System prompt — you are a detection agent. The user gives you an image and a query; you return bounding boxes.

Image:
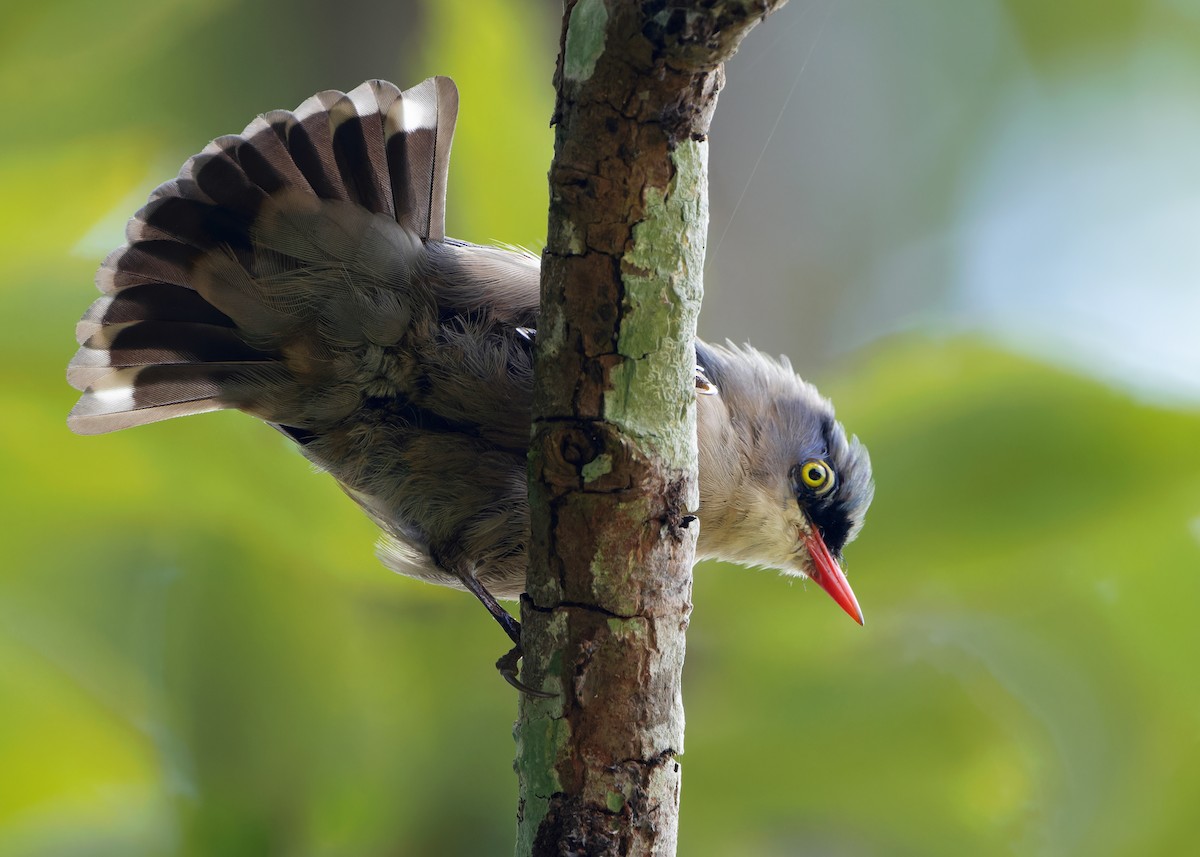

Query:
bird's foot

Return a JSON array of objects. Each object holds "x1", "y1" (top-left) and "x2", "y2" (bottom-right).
[
  {"x1": 450, "y1": 564, "x2": 556, "y2": 697},
  {"x1": 496, "y1": 644, "x2": 556, "y2": 698}
]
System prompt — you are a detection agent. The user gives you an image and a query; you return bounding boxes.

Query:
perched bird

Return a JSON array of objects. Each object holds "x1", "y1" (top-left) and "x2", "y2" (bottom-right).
[{"x1": 67, "y1": 77, "x2": 874, "y2": 691}]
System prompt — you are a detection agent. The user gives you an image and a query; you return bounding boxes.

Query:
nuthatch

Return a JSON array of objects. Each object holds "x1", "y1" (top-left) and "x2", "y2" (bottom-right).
[{"x1": 67, "y1": 77, "x2": 874, "y2": 691}]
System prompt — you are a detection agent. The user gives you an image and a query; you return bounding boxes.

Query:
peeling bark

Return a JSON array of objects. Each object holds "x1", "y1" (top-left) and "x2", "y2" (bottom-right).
[{"x1": 517, "y1": 3, "x2": 789, "y2": 855}]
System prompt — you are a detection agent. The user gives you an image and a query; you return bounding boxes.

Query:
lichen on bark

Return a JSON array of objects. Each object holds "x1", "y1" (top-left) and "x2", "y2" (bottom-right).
[
  {"x1": 608, "y1": 138, "x2": 709, "y2": 471},
  {"x1": 562, "y1": 0, "x2": 608, "y2": 82}
]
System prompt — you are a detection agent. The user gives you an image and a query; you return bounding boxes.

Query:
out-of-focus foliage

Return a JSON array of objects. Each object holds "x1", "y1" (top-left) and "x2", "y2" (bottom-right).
[{"x1": 2, "y1": 1, "x2": 1197, "y2": 856}]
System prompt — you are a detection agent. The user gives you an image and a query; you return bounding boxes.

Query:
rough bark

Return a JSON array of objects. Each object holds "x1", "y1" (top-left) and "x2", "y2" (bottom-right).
[{"x1": 515, "y1": 3, "x2": 789, "y2": 855}]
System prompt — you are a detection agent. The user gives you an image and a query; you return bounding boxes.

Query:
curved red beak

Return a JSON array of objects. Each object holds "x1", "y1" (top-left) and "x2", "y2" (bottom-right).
[{"x1": 802, "y1": 529, "x2": 864, "y2": 625}]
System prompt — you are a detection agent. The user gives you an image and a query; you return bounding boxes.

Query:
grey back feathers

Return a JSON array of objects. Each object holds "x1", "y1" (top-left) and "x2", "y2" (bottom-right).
[{"x1": 67, "y1": 77, "x2": 872, "y2": 604}]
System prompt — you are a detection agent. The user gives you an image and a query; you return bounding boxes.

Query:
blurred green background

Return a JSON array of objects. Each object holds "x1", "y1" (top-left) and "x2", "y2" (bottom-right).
[{"x1": 2, "y1": 1, "x2": 1199, "y2": 855}]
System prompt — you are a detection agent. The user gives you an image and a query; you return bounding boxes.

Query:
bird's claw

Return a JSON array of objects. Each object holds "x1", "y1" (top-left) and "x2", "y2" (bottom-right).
[{"x1": 497, "y1": 644, "x2": 556, "y2": 698}]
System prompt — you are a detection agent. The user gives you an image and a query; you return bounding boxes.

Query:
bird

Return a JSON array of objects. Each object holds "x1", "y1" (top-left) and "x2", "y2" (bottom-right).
[{"x1": 67, "y1": 76, "x2": 874, "y2": 693}]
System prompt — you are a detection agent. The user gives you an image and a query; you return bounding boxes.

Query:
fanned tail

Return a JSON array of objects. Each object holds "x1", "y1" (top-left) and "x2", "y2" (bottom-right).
[{"x1": 68, "y1": 77, "x2": 460, "y2": 435}]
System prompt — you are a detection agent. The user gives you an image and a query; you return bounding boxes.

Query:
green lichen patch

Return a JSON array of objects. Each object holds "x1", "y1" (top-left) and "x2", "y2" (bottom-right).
[
  {"x1": 606, "y1": 139, "x2": 709, "y2": 466},
  {"x1": 563, "y1": 0, "x2": 608, "y2": 82},
  {"x1": 606, "y1": 789, "x2": 626, "y2": 813},
  {"x1": 514, "y1": 713, "x2": 570, "y2": 854},
  {"x1": 581, "y1": 452, "x2": 613, "y2": 483}
]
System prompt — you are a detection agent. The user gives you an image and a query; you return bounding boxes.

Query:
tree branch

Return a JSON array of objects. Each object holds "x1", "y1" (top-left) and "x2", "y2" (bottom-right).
[{"x1": 516, "y1": 3, "x2": 789, "y2": 855}]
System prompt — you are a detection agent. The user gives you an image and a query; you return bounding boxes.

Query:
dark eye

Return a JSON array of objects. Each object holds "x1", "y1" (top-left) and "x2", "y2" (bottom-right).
[{"x1": 796, "y1": 459, "x2": 835, "y2": 496}]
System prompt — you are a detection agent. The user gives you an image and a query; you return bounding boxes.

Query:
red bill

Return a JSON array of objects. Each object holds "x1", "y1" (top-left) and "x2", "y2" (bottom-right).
[{"x1": 803, "y1": 528, "x2": 864, "y2": 625}]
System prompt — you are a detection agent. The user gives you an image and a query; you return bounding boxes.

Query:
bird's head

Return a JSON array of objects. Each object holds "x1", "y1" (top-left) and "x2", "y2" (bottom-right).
[{"x1": 695, "y1": 342, "x2": 875, "y2": 623}]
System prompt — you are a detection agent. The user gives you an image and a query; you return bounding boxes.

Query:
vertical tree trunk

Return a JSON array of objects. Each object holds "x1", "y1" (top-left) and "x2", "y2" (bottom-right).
[{"x1": 516, "y1": 3, "x2": 789, "y2": 855}]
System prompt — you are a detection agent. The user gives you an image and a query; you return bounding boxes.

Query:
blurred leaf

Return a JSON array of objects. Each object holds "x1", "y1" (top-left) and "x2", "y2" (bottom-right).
[
  {"x1": 1001, "y1": 0, "x2": 1155, "y2": 66},
  {"x1": 0, "y1": 135, "x2": 157, "y2": 282},
  {"x1": 416, "y1": 0, "x2": 556, "y2": 246}
]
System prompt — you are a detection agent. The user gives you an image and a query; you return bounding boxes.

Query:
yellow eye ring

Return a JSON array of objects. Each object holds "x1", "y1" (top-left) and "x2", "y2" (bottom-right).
[{"x1": 798, "y1": 459, "x2": 835, "y2": 495}]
